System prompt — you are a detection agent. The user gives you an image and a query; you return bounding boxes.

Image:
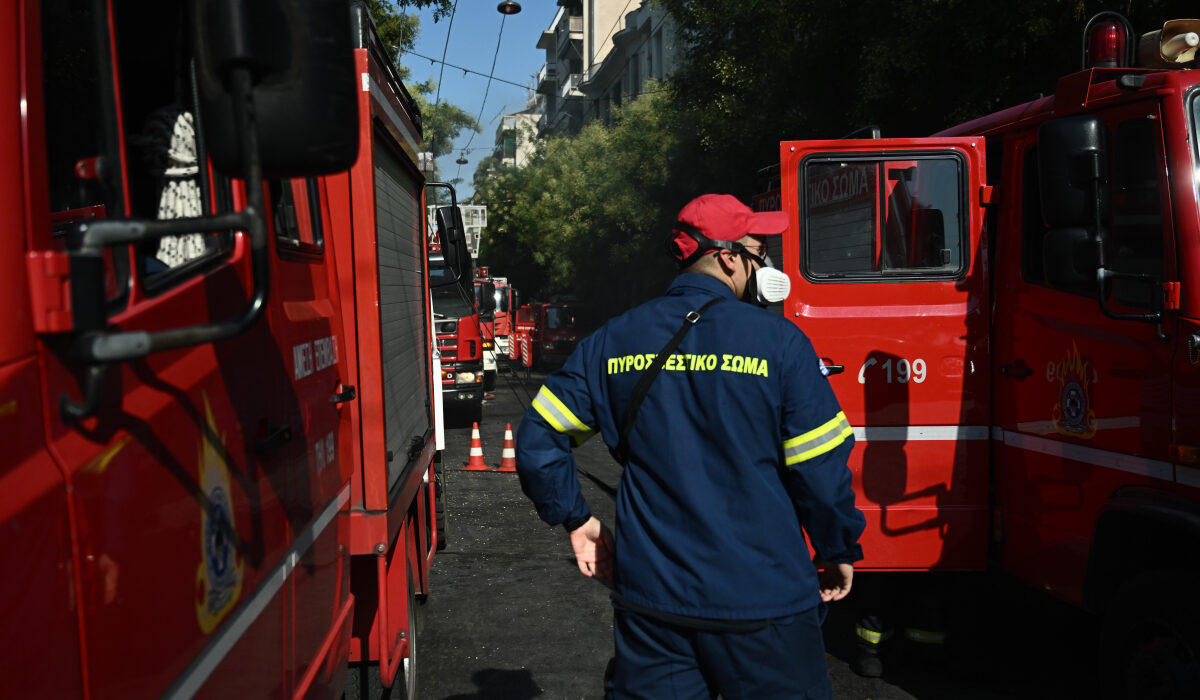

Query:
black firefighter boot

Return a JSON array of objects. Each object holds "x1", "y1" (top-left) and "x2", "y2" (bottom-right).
[{"x1": 852, "y1": 615, "x2": 892, "y2": 678}]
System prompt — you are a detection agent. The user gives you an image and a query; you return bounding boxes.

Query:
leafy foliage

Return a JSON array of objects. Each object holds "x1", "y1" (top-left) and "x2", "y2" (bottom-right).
[
  {"x1": 474, "y1": 86, "x2": 705, "y2": 318},
  {"x1": 660, "y1": 0, "x2": 1199, "y2": 197},
  {"x1": 367, "y1": 0, "x2": 480, "y2": 185}
]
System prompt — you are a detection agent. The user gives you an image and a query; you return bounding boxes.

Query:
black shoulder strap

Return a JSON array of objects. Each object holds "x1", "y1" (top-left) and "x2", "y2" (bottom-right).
[{"x1": 613, "y1": 296, "x2": 723, "y2": 464}]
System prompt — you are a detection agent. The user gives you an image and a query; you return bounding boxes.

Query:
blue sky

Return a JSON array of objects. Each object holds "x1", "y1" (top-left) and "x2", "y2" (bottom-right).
[{"x1": 400, "y1": 1, "x2": 554, "y2": 198}]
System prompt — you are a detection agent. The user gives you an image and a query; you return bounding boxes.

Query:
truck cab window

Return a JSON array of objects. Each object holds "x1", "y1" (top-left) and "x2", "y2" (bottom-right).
[
  {"x1": 136, "y1": 106, "x2": 230, "y2": 275},
  {"x1": 270, "y1": 178, "x2": 325, "y2": 253},
  {"x1": 1019, "y1": 146, "x2": 1053, "y2": 288},
  {"x1": 802, "y1": 156, "x2": 965, "y2": 280},
  {"x1": 1107, "y1": 117, "x2": 1164, "y2": 309},
  {"x1": 111, "y1": 1, "x2": 232, "y2": 285},
  {"x1": 42, "y1": 0, "x2": 127, "y2": 304}
]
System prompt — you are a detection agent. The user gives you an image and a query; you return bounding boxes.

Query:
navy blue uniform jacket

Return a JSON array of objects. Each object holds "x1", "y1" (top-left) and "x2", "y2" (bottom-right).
[{"x1": 516, "y1": 273, "x2": 865, "y2": 620}]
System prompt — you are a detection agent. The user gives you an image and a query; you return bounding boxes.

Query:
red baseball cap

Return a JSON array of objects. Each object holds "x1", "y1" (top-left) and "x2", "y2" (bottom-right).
[{"x1": 668, "y1": 194, "x2": 788, "y2": 264}]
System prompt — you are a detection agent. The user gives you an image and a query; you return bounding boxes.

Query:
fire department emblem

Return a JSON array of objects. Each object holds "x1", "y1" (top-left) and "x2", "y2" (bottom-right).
[
  {"x1": 1052, "y1": 343, "x2": 1096, "y2": 439},
  {"x1": 195, "y1": 394, "x2": 244, "y2": 633}
]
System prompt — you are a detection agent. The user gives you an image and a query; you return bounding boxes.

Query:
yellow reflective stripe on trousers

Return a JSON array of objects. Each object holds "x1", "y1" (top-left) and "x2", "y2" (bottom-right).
[
  {"x1": 903, "y1": 628, "x2": 946, "y2": 644},
  {"x1": 783, "y1": 411, "x2": 852, "y2": 465},
  {"x1": 856, "y1": 626, "x2": 886, "y2": 645},
  {"x1": 532, "y1": 386, "x2": 596, "y2": 446}
]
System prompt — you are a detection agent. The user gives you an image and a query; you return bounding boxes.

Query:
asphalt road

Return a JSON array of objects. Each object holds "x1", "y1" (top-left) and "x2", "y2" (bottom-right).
[{"x1": 416, "y1": 367, "x2": 1102, "y2": 699}]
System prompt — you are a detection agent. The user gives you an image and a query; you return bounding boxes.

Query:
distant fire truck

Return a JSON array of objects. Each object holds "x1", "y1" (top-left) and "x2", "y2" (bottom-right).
[
  {"x1": 510, "y1": 301, "x2": 590, "y2": 371},
  {"x1": 2, "y1": 2, "x2": 456, "y2": 697},
  {"x1": 475, "y1": 269, "x2": 515, "y2": 389},
  {"x1": 766, "y1": 12, "x2": 1200, "y2": 693}
]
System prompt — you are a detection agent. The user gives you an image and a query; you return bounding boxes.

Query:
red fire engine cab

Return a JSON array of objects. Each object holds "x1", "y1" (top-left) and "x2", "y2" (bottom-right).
[
  {"x1": 2, "y1": 1, "x2": 453, "y2": 697},
  {"x1": 771, "y1": 12, "x2": 1200, "y2": 691},
  {"x1": 431, "y1": 229, "x2": 490, "y2": 422}
]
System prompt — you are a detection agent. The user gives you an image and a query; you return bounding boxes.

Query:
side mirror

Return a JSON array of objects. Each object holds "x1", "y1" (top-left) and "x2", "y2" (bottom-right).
[
  {"x1": 1043, "y1": 227, "x2": 1100, "y2": 290},
  {"x1": 1038, "y1": 115, "x2": 1110, "y2": 229},
  {"x1": 478, "y1": 282, "x2": 496, "y2": 314},
  {"x1": 425, "y1": 182, "x2": 474, "y2": 288},
  {"x1": 434, "y1": 205, "x2": 472, "y2": 283},
  {"x1": 194, "y1": 0, "x2": 359, "y2": 177}
]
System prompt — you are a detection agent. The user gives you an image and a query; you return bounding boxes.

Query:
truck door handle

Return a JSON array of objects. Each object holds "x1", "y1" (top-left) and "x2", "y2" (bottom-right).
[
  {"x1": 999, "y1": 360, "x2": 1033, "y2": 379},
  {"x1": 331, "y1": 384, "x2": 356, "y2": 405},
  {"x1": 254, "y1": 424, "x2": 292, "y2": 454},
  {"x1": 819, "y1": 359, "x2": 845, "y2": 375}
]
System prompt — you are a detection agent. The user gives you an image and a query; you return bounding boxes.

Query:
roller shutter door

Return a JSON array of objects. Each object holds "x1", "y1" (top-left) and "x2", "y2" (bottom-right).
[{"x1": 373, "y1": 137, "x2": 432, "y2": 488}]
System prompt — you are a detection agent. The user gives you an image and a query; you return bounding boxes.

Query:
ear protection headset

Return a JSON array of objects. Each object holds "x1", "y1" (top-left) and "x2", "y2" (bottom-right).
[{"x1": 666, "y1": 225, "x2": 763, "y2": 269}]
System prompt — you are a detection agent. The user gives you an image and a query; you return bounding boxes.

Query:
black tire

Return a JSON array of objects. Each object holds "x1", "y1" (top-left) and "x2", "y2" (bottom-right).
[
  {"x1": 434, "y1": 465, "x2": 448, "y2": 551},
  {"x1": 403, "y1": 563, "x2": 420, "y2": 700},
  {"x1": 1099, "y1": 569, "x2": 1200, "y2": 700},
  {"x1": 484, "y1": 370, "x2": 496, "y2": 391},
  {"x1": 469, "y1": 398, "x2": 483, "y2": 425},
  {"x1": 344, "y1": 661, "x2": 392, "y2": 700}
]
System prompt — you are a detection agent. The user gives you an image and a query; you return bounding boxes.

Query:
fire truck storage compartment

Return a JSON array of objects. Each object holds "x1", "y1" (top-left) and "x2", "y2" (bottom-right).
[{"x1": 373, "y1": 138, "x2": 433, "y2": 489}]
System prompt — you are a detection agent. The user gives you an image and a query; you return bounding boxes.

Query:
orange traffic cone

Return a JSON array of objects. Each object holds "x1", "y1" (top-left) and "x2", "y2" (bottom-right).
[
  {"x1": 463, "y1": 422, "x2": 491, "y2": 471},
  {"x1": 497, "y1": 423, "x2": 517, "y2": 472}
]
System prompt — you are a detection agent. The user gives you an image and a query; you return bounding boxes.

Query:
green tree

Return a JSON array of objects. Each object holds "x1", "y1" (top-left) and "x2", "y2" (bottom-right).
[
  {"x1": 660, "y1": 0, "x2": 1198, "y2": 198},
  {"x1": 475, "y1": 85, "x2": 706, "y2": 318},
  {"x1": 367, "y1": 0, "x2": 480, "y2": 186}
]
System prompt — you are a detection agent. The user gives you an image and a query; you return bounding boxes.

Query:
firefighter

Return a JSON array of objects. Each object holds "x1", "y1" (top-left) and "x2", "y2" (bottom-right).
[{"x1": 515, "y1": 194, "x2": 866, "y2": 699}]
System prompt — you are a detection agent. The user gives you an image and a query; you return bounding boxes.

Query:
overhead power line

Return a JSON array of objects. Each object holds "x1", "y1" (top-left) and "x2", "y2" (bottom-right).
[
  {"x1": 402, "y1": 49, "x2": 530, "y2": 90},
  {"x1": 433, "y1": 0, "x2": 458, "y2": 109}
]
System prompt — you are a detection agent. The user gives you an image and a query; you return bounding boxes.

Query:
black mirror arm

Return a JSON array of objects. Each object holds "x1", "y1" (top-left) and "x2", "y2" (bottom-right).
[
  {"x1": 1094, "y1": 268, "x2": 1170, "y2": 341},
  {"x1": 1087, "y1": 154, "x2": 1108, "y2": 268}
]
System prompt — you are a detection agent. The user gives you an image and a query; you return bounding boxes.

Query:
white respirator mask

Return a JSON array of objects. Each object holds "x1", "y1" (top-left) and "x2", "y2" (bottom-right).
[{"x1": 750, "y1": 264, "x2": 791, "y2": 305}]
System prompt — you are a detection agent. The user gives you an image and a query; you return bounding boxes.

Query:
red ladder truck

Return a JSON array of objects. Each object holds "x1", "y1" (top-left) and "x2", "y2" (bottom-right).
[{"x1": 769, "y1": 12, "x2": 1200, "y2": 692}]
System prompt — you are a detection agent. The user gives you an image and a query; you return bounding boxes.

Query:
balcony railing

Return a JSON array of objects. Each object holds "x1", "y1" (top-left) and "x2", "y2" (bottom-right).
[
  {"x1": 560, "y1": 73, "x2": 582, "y2": 98},
  {"x1": 536, "y1": 63, "x2": 557, "y2": 94},
  {"x1": 556, "y1": 14, "x2": 582, "y2": 39}
]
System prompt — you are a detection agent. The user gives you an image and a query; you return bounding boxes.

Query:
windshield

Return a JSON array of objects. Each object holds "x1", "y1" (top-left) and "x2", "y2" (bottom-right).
[
  {"x1": 545, "y1": 306, "x2": 575, "y2": 330},
  {"x1": 1193, "y1": 89, "x2": 1200, "y2": 199},
  {"x1": 430, "y1": 266, "x2": 475, "y2": 318}
]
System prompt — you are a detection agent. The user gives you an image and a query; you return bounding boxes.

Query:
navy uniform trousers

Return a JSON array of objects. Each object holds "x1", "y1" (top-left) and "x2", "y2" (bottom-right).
[{"x1": 607, "y1": 604, "x2": 833, "y2": 700}]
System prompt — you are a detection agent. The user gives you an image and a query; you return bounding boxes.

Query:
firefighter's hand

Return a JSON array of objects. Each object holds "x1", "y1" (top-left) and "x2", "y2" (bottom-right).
[
  {"x1": 816, "y1": 561, "x2": 854, "y2": 602},
  {"x1": 569, "y1": 516, "x2": 615, "y2": 584}
]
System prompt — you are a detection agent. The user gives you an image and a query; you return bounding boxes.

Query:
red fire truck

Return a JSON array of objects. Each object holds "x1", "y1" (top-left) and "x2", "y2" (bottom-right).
[
  {"x1": 2, "y1": 1, "x2": 453, "y2": 697},
  {"x1": 475, "y1": 270, "x2": 516, "y2": 389},
  {"x1": 432, "y1": 252, "x2": 489, "y2": 422},
  {"x1": 771, "y1": 13, "x2": 1199, "y2": 690},
  {"x1": 509, "y1": 301, "x2": 590, "y2": 371},
  {"x1": 472, "y1": 271, "x2": 498, "y2": 391}
]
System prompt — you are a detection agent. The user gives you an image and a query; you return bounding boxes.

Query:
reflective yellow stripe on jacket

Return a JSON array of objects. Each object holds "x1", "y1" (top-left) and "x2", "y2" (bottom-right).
[
  {"x1": 783, "y1": 411, "x2": 852, "y2": 466},
  {"x1": 532, "y1": 386, "x2": 597, "y2": 446}
]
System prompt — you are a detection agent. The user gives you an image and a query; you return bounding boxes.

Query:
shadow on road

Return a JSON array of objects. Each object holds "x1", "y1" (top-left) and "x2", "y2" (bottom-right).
[{"x1": 441, "y1": 668, "x2": 542, "y2": 700}]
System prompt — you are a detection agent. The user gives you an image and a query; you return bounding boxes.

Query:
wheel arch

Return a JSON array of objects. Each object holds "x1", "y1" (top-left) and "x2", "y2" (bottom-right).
[{"x1": 1085, "y1": 487, "x2": 1200, "y2": 612}]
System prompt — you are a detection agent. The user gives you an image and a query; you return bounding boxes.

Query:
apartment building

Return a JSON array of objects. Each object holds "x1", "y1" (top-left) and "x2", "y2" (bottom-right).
[
  {"x1": 527, "y1": 1, "x2": 678, "y2": 137},
  {"x1": 493, "y1": 106, "x2": 540, "y2": 168}
]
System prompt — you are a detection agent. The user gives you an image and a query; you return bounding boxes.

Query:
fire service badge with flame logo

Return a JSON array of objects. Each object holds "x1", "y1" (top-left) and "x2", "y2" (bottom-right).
[
  {"x1": 195, "y1": 394, "x2": 244, "y2": 633},
  {"x1": 1052, "y1": 343, "x2": 1097, "y2": 439}
]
